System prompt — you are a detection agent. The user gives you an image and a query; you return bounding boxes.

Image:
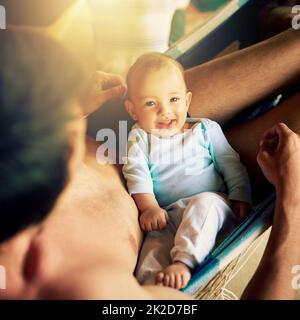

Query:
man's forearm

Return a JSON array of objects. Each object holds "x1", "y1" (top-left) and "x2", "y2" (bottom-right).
[
  {"x1": 186, "y1": 29, "x2": 300, "y2": 123},
  {"x1": 242, "y1": 194, "x2": 300, "y2": 300}
]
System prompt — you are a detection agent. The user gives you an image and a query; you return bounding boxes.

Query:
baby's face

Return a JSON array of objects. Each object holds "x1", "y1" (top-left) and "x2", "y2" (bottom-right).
[{"x1": 125, "y1": 65, "x2": 192, "y2": 136}]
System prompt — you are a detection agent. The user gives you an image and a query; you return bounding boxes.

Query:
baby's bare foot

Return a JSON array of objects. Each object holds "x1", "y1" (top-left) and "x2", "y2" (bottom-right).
[{"x1": 155, "y1": 261, "x2": 191, "y2": 289}]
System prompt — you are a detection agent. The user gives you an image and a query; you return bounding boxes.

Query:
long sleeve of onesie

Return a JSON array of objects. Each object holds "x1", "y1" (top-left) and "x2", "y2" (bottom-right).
[
  {"x1": 122, "y1": 127, "x2": 154, "y2": 196},
  {"x1": 203, "y1": 119, "x2": 252, "y2": 204}
]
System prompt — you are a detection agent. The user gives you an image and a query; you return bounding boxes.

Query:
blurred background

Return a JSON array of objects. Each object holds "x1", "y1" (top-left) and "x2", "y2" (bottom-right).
[
  {"x1": 1, "y1": 0, "x2": 232, "y2": 75},
  {"x1": 1, "y1": 0, "x2": 235, "y2": 138}
]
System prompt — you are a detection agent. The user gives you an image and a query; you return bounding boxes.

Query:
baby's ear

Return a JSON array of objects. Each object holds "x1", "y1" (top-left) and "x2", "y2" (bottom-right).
[
  {"x1": 124, "y1": 99, "x2": 138, "y2": 120},
  {"x1": 186, "y1": 91, "x2": 192, "y2": 108}
]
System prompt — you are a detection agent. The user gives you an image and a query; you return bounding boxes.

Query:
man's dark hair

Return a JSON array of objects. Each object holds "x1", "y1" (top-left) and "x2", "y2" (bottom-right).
[{"x1": 0, "y1": 28, "x2": 84, "y2": 242}]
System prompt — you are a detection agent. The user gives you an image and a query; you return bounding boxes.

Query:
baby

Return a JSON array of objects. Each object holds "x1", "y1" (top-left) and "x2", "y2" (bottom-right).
[{"x1": 123, "y1": 53, "x2": 252, "y2": 289}]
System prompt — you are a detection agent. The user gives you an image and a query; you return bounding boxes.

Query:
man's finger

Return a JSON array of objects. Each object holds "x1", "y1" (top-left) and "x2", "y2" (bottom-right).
[
  {"x1": 260, "y1": 123, "x2": 289, "y2": 153},
  {"x1": 94, "y1": 71, "x2": 125, "y2": 87},
  {"x1": 262, "y1": 123, "x2": 288, "y2": 141},
  {"x1": 257, "y1": 149, "x2": 271, "y2": 160},
  {"x1": 276, "y1": 122, "x2": 293, "y2": 134},
  {"x1": 103, "y1": 75, "x2": 126, "y2": 90},
  {"x1": 259, "y1": 137, "x2": 279, "y2": 153},
  {"x1": 272, "y1": 122, "x2": 297, "y2": 153},
  {"x1": 98, "y1": 85, "x2": 127, "y2": 104},
  {"x1": 262, "y1": 123, "x2": 294, "y2": 151},
  {"x1": 257, "y1": 150, "x2": 271, "y2": 168}
]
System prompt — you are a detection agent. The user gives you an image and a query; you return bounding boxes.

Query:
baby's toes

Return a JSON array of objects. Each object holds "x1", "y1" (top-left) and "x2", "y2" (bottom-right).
[
  {"x1": 155, "y1": 272, "x2": 164, "y2": 286},
  {"x1": 175, "y1": 273, "x2": 183, "y2": 290},
  {"x1": 168, "y1": 273, "x2": 176, "y2": 288},
  {"x1": 181, "y1": 272, "x2": 191, "y2": 288},
  {"x1": 163, "y1": 274, "x2": 170, "y2": 287}
]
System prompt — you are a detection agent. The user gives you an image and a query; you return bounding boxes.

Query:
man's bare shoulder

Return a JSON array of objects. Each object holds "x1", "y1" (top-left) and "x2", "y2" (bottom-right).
[
  {"x1": 42, "y1": 265, "x2": 146, "y2": 299},
  {"x1": 84, "y1": 136, "x2": 124, "y2": 183}
]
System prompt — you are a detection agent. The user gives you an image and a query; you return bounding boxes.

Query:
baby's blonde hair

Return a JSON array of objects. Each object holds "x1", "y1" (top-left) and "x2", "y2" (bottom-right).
[{"x1": 126, "y1": 52, "x2": 185, "y2": 99}]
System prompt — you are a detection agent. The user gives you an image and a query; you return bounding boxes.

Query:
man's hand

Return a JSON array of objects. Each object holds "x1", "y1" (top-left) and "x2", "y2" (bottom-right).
[
  {"x1": 242, "y1": 123, "x2": 300, "y2": 300},
  {"x1": 80, "y1": 71, "x2": 127, "y2": 116},
  {"x1": 139, "y1": 207, "x2": 169, "y2": 232},
  {"x1": 257, "y1": 122, "x2": 300, "y2": 193},
  {"x1": 231, "y1": 200, "x2": 252, "y2": 223}
]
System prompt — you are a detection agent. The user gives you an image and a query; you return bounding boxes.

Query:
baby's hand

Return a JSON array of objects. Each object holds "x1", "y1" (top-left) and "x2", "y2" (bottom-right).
[
  {"x1": 231, "y1": 201, "x2": 252, "y2": 223},
  {"x1": 139, "y1": 207, "x2": 169, "y2": 232}
]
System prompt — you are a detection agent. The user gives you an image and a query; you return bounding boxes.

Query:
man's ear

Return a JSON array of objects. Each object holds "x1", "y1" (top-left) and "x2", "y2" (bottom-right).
[
  {"x1": 124, "y1": 99, "x2": 138, "y2": 120},
  {"x1": 186, "y1": 91, "x2": 192, "y2": 108}
]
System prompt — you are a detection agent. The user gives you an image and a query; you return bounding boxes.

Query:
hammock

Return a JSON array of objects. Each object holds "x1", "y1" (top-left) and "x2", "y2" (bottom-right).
[
  {"x1": 183, "y1": 193, "x2": 275, "y2": 296},
  {"x1": 165, "y1": 0, "x2": 276, "y2": 298}
]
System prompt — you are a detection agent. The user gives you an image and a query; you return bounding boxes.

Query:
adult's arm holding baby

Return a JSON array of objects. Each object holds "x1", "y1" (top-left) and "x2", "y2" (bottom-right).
[{"x1": 186, "y1": 29, "x2": 300, "y2": 123}]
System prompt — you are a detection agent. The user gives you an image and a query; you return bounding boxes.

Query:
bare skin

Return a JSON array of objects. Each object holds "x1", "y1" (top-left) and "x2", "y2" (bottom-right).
[
  {"x1": 243, "y1": 123, "x2": 300, "y2": 299},
  {"x1": 0, "y1": 136, "x2": 189, "y2": 300},
  {"x1": 156, "y1": 262, "x2": 192, "y2": 290},
  {"x1": 0, "y1": 28, "x2": 300, "y2": 299},
  {"x1": 186, "y1": 29, "x2": 300, "y2": 124}
]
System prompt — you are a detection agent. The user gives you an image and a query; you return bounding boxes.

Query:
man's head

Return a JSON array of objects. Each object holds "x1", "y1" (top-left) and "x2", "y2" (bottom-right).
[
  {"x1": 0, "y1": 28, "x2": 86, "y2": 243},
  {"x1": 125, "y1": 53, "x2": 192, "y2": 137}
]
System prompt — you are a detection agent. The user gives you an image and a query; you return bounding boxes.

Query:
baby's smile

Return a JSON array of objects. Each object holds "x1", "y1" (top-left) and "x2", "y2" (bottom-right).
[
  {"x1": 125, "y1": 53, "x2": 193, "y2": 137},
  {"x1": 155, "y1": 119, "x2": 177, "y2": 130}
]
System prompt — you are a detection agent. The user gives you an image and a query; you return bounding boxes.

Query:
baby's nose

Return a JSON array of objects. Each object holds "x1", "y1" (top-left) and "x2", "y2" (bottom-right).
[
  {"x1": 160, "y1": 114, "x2": 172, "y2": 120},
  {"x1": 158, "y1": 103, "x2": 172, "y2": 115}
]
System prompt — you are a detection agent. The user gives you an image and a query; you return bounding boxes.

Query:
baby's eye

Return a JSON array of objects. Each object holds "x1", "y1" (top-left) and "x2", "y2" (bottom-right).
[
  {"x1": 170, "y1": 97, "x2": 180, "y2": 103},
  {"x1": 145, "y1": 101, "x2": 155, "y2": 107}
]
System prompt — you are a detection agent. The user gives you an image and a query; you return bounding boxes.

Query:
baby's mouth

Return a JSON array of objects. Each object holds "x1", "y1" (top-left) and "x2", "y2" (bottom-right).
[{"x1": 156, "y1": 119, "x2": 176, "y2": 129}]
